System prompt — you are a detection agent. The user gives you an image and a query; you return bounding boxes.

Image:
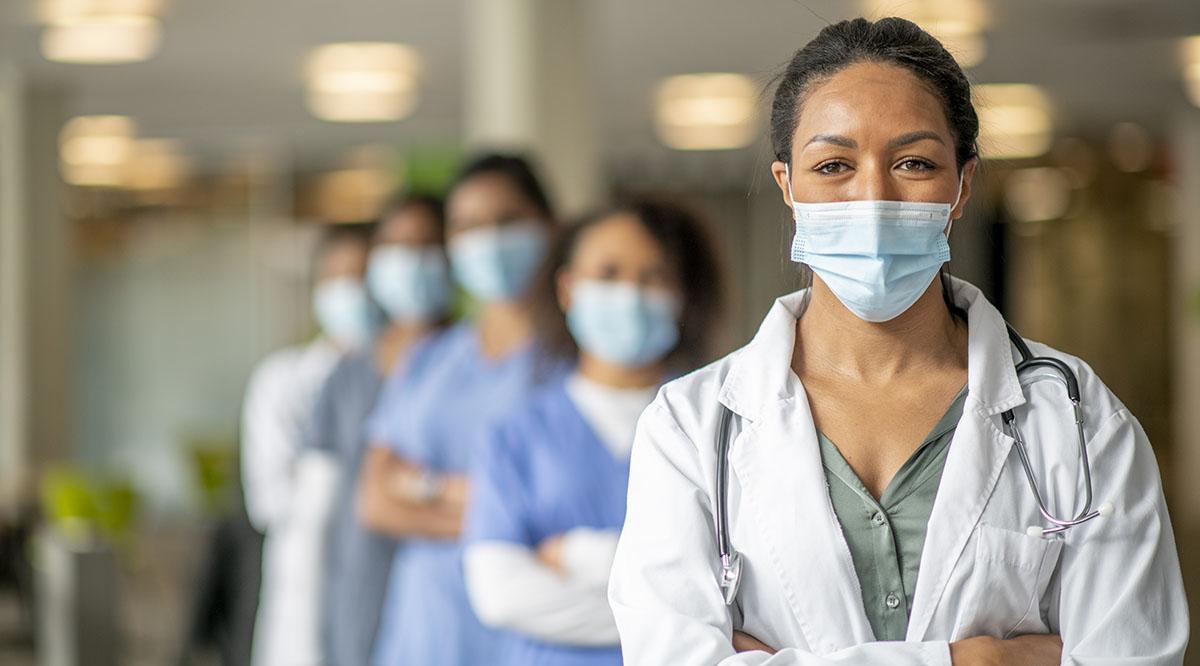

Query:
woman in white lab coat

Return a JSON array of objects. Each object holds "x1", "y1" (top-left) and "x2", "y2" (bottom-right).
[{"x1": 607, "y1": 17, "x2": 1188, "y2": 666}]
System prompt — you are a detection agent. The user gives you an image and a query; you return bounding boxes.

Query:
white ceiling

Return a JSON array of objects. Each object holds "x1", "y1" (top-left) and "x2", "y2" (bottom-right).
[{"x1": 1, "y1": 0, "x2": 1198, "y2": 174}]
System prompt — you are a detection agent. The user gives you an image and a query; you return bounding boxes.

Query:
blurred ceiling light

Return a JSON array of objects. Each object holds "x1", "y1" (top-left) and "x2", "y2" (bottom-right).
[
  {"x1": 974, "y1": 83, "x2": 1053, "y2": 159},
  {"x1": 654, "y1": 73, "x2": 758, "y2": 151},
  {"x1": 1107, "y1": 122, "x2": 1152, "y2": 174},
  {"x1": 315, "y1": 162, "x2": 396, "y2": 223},
  {"x1": 37, "y1": 0, "x2": 163, "y2": 22},
  {"x1": 125, "y1": 138, "x2": 190, "y2": 191},
  {"x1": 305, "y1": 42, "x2": 421, "y2": 122},
  {"x1": 926, "y1": 21, "x2": 986, "y2": 68},
  {"x1": 1180, "y1": 36, "x2": 1200, "y2": 108},
  {"x1": 1004, "y1": 167, "x2": 1071, "y2": 223},
  {"x1": 41, "y1": 14, "x2": 162, "y2": 64},
  {"x1": 59, "y1": 115, "x2": 136, "y2": 186},
  {"x1": 860, "y1": 0, "x2": 989, "y2": 67}
]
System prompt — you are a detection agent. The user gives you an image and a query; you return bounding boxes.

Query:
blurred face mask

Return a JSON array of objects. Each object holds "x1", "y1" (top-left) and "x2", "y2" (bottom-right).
[
  {"x1": 566, "y1": 279, "x2": 681, "y2": 367},
  {"x1": 312, "y1": 276, "x2": 374, "y2": 348},
  {"x1": 367, "y1": 245, "x2": 451, "y2": 322},
  {"x1": 448, "y1": 223, "x2": 547, "y2": 302},
  {"x1": 785, "y1": 164, "x2": 964, "y2": 323}
]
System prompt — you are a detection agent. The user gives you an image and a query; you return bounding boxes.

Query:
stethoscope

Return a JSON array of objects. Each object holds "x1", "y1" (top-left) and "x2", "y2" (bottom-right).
[{"x1": 713, "y1": 322, "x2": 1112, "y2": 607}]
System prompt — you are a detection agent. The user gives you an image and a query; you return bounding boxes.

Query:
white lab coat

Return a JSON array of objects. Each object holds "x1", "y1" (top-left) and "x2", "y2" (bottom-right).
[
  {"x1": 241, "y1": 338, "x2": 343, "y2": 666},
  {"x1": 609, "y1": 279, "x2": 1188, "y2": 665}
]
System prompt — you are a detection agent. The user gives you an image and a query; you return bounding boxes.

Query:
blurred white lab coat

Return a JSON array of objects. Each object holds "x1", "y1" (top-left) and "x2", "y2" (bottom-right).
[{"x1": 241, "y1": 338, "x2": 342, "y2": 666}]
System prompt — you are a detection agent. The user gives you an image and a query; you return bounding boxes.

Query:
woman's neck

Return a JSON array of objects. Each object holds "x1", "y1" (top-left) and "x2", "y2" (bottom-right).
[
  {"x1": 793, "y1": 276, "x2": 967, "y2": 385},
  {"x1": 577, "y1": 353, "x2": 663, "y2": 390},
  {"x1": 373, "y1": 320, "x2": 434, "y2": 373},
  {"x1": 476, "y1": 300, "x2": 533, "y2": 360}
]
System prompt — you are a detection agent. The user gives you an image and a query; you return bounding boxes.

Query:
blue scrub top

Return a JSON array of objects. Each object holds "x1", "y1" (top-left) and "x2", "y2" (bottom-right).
[
  {"x1": 367, "y1": 323, "x2": 546, "y2": 666},
  {"x1": 465, "y1": 378, "x2": 630, "y2": 666}
]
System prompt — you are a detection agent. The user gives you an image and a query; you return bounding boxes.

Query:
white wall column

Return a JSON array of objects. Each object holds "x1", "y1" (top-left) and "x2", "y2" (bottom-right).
[
  {"x1": 0, "y1": 61, "x2": 30, "y2": 514},
  {"x1": 463, "y1": 0, "x2": 601, "y2": 216},
  {"x1": 0, "y1": 65, "x2": 72, "y2": 512}
]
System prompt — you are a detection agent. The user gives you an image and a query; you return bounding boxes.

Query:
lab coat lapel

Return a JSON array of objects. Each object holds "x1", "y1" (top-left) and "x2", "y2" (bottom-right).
[
  {"x1": 907, "y1": 279, "x2": 1026, "y2": 640},
  {"x1": 905, "y1": 405, "x2": 1012, "y2": 640},
  {"x1": 730, "y1": 393, "x2": 878, "y2": 651},
  {"x1": 720, "y1": 293, "x2": 875, "y2": 651}
]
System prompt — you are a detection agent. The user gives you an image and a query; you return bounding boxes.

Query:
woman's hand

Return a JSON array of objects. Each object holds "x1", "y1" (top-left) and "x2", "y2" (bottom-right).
[
  {"x1": 535, "y1": 534, "x2": 566, "y2": 572},
  {"x1": 732, "y1": 631, "x2": 777, "y2": 655},
  {"x1": 439, "y1": 474, "x2": 470, "y2": 507},
  {"x1": 950, "y1": 634, "x2": 1062, "y2": 666}
]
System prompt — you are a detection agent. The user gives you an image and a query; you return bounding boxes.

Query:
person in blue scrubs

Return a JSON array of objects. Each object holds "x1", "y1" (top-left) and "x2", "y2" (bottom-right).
[
  {"x1": 302, "y1": 195, "x2": 450, "y2": 666},
  {"x1": 357, "y1": 154, "x2": 558, "y2": 666},
  {"x1": 462, "y1": 197, "x2": 725, "y2": 665}
]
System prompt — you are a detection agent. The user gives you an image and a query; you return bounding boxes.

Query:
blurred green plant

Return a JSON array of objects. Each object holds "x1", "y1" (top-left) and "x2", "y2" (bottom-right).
[
  {"x1": 40, "y1": 466, "x2": 139, "y2": 548},
  {"x1": 402, "y1": 145, "x2": 463, "y2": 196},
  {"x1": 189, "y1": 437, "x2": 237, "y2": 514}
]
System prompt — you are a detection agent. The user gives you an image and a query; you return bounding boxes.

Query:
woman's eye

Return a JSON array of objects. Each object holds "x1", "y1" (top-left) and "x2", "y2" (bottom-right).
[
  {"x1": 815, "y1": 161, "x2": 849, "y2": 175},
  {"x1": 897, "y1": 158, "x2": 935, "y2": 172}
]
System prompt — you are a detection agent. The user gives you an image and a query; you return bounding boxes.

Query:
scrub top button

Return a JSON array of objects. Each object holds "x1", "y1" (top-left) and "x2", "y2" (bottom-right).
[{"x1": 885, "y1": 593, "x2": 901, "y2": 609}]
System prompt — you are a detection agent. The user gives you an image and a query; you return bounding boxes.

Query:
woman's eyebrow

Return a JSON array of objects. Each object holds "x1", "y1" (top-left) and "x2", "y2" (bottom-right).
[
  {"x1": 803, "y1": 133, "x2": 857, "y2": 149},
  {"x1": 887, "y1": 130, "x2": 945, "y2": 149}
]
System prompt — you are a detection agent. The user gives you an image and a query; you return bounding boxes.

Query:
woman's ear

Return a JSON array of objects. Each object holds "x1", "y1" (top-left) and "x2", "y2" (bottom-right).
[
  {"x1": 771, "y1": 160, "x2": 792, "y2": 206},
  {"x1": 555, "y1": 267, "x2": 574, "y2": 314},
  {"x1": 951, "y1": 157, "x2": 980, "y2": 221}
]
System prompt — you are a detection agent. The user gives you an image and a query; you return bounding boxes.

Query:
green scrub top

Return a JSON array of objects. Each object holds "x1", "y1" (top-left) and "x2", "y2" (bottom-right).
[{"x1": 817, "y1": 385, "x2": 968, "y2": 641}]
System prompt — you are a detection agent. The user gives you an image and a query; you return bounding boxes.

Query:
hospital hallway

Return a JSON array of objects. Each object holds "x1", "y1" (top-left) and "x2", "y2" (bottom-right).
[{"x1": 2, "y1": 0, "x2": 1200, "y2": 664}]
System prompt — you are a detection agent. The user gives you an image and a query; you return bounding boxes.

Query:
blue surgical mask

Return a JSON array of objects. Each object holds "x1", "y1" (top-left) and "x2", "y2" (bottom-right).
[
  {"x1": 367, "y1": 245, "x2": 450, "y2": 322},
  {"x1": 448, "y1": 223, "x2": 547, "y2": 302},
  {"x1": 312, "y1": 276, "x2": 374, "y2": 348},
  {"x1": 566, "y1": 280, "x2": 681, "y2": 367},
  {"x1": 785, "y1": 165, "x2": 963, "y2": 322}
]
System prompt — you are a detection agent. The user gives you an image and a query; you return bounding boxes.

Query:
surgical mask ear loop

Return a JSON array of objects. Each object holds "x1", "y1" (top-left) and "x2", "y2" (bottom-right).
[
  {"x1": 946, "y1": 169, "x2": 966, "y2": 235},
  {"x1": 784, "y1": 162, "x2": 796, "y2": 207}
]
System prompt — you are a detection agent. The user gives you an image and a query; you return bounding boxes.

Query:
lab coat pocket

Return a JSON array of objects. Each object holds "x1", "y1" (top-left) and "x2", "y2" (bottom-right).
[{"x1": 958, "y1": 524, "x2": 1063, "y2": 639}]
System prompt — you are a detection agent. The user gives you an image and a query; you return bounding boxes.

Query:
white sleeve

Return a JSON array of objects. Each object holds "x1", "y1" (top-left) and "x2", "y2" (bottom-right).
[
  {"x1": 1054, "y1": 409, "x2": 1188, "y2": 665},
  {"x1": 559, "y1": 527, "x2": 620, "y2": 591},
  {"x1": 464, "y1": 540, "x2": 621, "y2": 647},
  {"x1": 240, "y1": 354, "x2": 299, "y2": 532},
  {"x1": 609, "y1": 401, "x2": 952, "y2": 666}
]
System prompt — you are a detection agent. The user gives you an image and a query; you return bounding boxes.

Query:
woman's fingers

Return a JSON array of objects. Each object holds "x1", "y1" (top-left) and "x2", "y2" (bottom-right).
[
  {"x1": 1000, "y1": 633, "x2": 1062, "y2": 665},
  {"x1": 732, "y1": 630, "x2": 778, "y2": 654}
]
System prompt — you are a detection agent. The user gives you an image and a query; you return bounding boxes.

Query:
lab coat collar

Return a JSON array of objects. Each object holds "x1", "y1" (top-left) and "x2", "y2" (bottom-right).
[{"x1": 717, "y1": 277, "x2": 1025, "y2": 421}]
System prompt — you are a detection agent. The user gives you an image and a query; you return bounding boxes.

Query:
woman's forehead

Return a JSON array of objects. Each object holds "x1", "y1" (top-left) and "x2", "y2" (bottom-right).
[{"x1": 796, "y1": 61, "x2": 951, "y2": 142}]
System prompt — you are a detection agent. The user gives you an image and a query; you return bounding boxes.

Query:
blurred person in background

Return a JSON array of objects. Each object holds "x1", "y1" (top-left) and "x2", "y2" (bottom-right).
[
  {"x1": 297, "y1": 194, "x2": 451, "y2": 666},
  {"x1": 357, "y1": 154, "x2": 558, "y2": 666},
  {"x1": 462, "y1": 197, "x2": 724, "y2": 665},
  {"x1": 242, "y1": 225, "x2": 375, "y2": 666}
]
